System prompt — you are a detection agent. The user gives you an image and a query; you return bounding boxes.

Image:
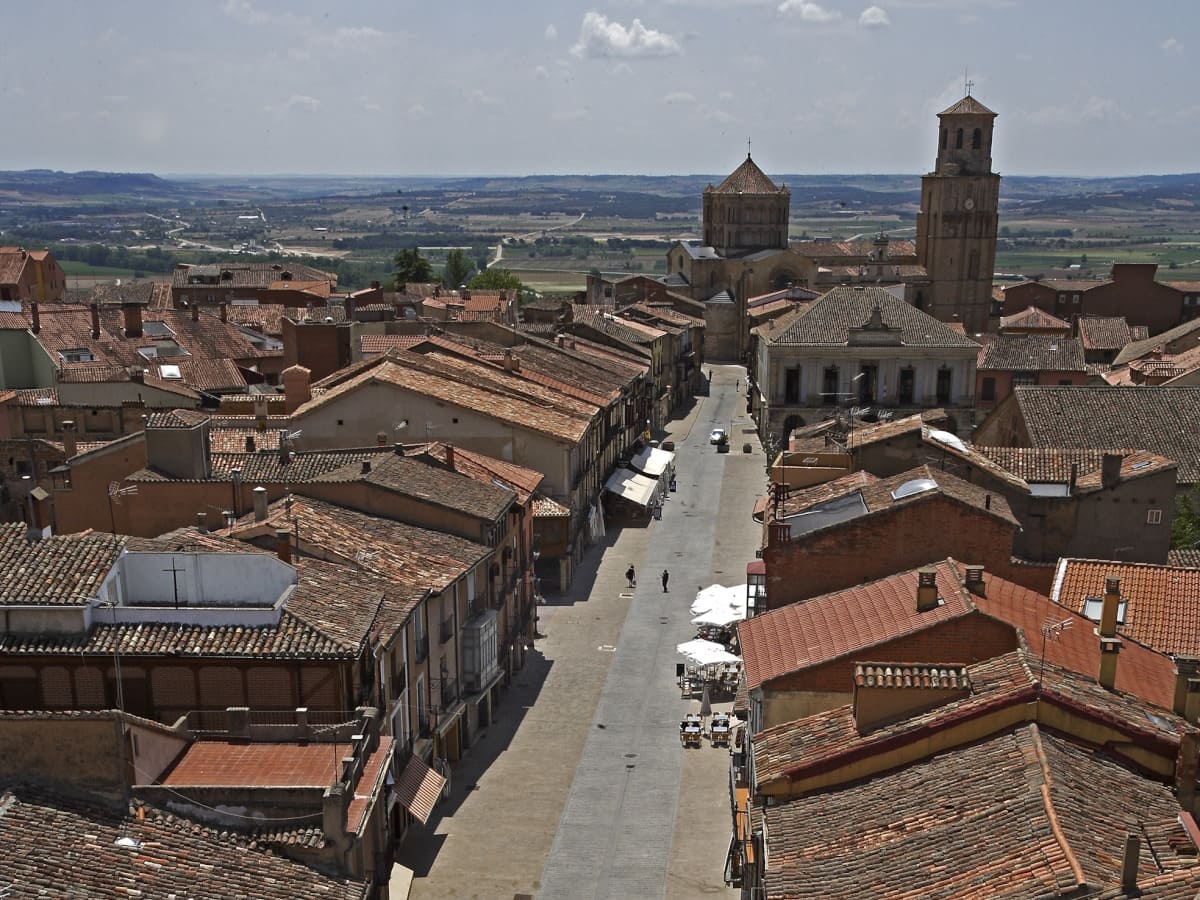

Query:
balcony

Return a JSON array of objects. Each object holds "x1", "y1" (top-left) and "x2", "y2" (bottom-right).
[
  {"x1": 414, "y1": 634, "x2": 429, "y2": 664},
  {"x1": 439, "y1": 617, "x2": 454, "y2": 644},
  {"x1": 439, "y1": 677, "x2": 459, "y2": 709},
  {"x1": 389, "y1": 665, "x2": 407, "y2": 699}
]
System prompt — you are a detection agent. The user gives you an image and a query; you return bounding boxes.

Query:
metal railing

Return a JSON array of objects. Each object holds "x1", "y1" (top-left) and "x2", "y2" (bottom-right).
[{"x1": 439, "y1": 677, "x2": 458, "y2": 709}]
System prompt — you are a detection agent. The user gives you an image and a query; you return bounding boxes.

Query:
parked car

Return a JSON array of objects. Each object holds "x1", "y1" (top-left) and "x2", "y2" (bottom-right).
[{"x1": 709, "y1": 427, "x2": 727, "y2": 444}]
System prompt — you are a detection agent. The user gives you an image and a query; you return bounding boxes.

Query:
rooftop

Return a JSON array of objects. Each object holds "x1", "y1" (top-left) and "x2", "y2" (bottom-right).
[
  {"x1": 977, "y1": 333, "x2": 1086, "y2": 372},
  {"x1": 710, "y1": 154, "x2": 784, "y2": 195}
]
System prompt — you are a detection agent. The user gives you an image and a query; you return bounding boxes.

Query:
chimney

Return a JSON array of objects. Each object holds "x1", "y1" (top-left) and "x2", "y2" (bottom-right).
[
  {"x1": 1120, "y1": 834, "x2": 1140, "y2": 892},
  {"x1": 503, "y1": 349, "x2": 515, "y2": 371},
  {"x1": 556, "y1": 334, "x2": 565, "y2": 348},
  {"x1": 361, "y1": 460, "x2": 372, "y2": 475},
  {"x1": 122, "y1": 301, "x2": 143, "y2": 338},
  {"x1": 1177, "y1": 657, "x2": 1200, "y2": 720},
  {"x1": 253, "y1": 485, "x2": 268, "y2": 522},
  {"x1": 276, "y1": 528, "x2": 293, "y2": 563},
  {"x1": 916, "y1": 567, "x2": 940, "y2": 612},
  {"x1": 90, "y1": 302, "x2": 101, "y2": 339},
  {"x1": 30, "y1": 299, "x2": 40, "y2": 334},
  {"x1": 393, "y1": 442, "x2": 404, "y2": 457},
  {"x1": 1100, "y1": 575, "x2": 1121, "y2": 638},
  {"x1": 61, "y1": 420, "x2": 77, "y2": 458},
  {"x1": 1101, "y1": 453, "x2": 1123, "y2": 490},
  {"x1": 446, "y1": 443, "x2": 455, "y2": 470},
  {"x1": 1098, "y1": 637, "x2": 1121, "y2": 690},
  {"x1": 1177, "y1": 732, "x2": 1199, "y2": 812},
  {"x1": 254, "y1": 397, "x2": 267, "y2": 432},
  {"x1": 1187, "y1": 679, "x2": 1200, "y2": 726},
  {"x1": 191, "y1": 302, "x2": 200, "y2": 322},
  {"x1": 129, "y1": 368, "x2": 144, "y2": 384},
  {"x1": 245, "y1": 435, "x2": 256, "y2": 453},
  {"x1": 282, "y1": 365, "x2": 312, "y2": 414},
  {"x1": 196, "y1": 511, "x2": 207, "y2": 533},
  {"x1": 376, "y1": 431, "x2": 387, "y2": 447},
  {"x1": 1068, "y1": 462, "x2": 1078, "y2": 494},
  {"x1": 963, "y1": 564, "x2": 985, "y2": 596},
  {"x1": 278, "y1": 430, "x2": 291, "y2": 465},
  {"x1": 219, "y1": 301, "x2": 228, "y2": 323}
]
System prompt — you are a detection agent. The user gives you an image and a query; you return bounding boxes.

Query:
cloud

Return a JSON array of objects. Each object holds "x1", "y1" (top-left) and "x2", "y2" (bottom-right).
[
  {"x1": 1023, "y1": 96, "x2": 1129, "y2": 127},
  {"x1": 545, "y1": 24, "x2": 558, "y2": 40},
  {"x1": 332, "y1": 26, "x2": 386, "y2": 44},
  {"x1": 222, "y1": 0, "x2": 307, "y2": 27},
  {"x1": 1162, "y1": 37, "x2": 1183, "y2": 54},
  {"x1": 268, "y1": 94, "x2": 321, "y2": 115},
  {"x1": 777, "y1": 0, "x2": 840, "y2": 21},
  {"x1": 662, "y1": 91, "x2": 697, "y2": 105},
  {"x1": 534, "y1": 65, "x2": 550, "y2": 79},
  {"x1": 612, "y1": 62, "x2": 635, "y2": 76},
  {"x1": 570, "y1": 12, "x2": 682, "y2": 58},
  {"x1": 408, "y1": 103, "x2": 429, "y2": 119},
  {"x1": 718, "y1": 90, "x2": 735, "y2": 101},
  {"x1": 358, "y1": 96, "x2": 382, "y2": 113},
  {"x1": 859, "y1": 6, "x2": 890, "y2": 26}
]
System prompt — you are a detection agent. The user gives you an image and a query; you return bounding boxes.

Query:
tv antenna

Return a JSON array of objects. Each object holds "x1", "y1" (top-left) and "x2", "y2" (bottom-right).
[{"x1": 1037, "y1": 617, "x2": 1072, "y2": 687}]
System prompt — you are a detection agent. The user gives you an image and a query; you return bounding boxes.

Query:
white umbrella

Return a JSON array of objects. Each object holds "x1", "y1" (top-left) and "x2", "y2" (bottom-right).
[
  {"x1": 691, "y1": 606, "x2": 745, "y2": 628},
  {"x1": 677, "y1": 638, "x2": 742, "y2": 667},
  {"x1": 691, "y1": 584, "x2": 735, "y2": 617}
]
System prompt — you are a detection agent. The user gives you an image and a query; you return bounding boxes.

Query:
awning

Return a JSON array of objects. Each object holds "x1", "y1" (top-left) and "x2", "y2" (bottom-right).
[
  {"x1": 604, "y1": 467, "x2": 659, "y2": 507},
  {"x1": 629, "y1": 446, "x2": 676, "y2": 478},
  {"x1": 393, "y1": 754, "x2": 447, "y2": 825}
]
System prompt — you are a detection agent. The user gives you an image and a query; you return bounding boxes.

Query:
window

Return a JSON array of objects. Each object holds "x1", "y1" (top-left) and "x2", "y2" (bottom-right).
[
  {"x1": 955, "y1": 128, "x2": 963, "y2": 149},
  {"x1": 898, "y1": 367, "x2": 915, "y2": 405},
  {"x1": 936, "y1": 367, "x2": 952, "y2": 404},
  {"x1": 1013, "y1": 371, "x2": 1037, "y2": 386},
  {"x1": 1083, "y1": 597, "x2": 1127, "y2": 623},
  {"x1": 972, "y1": 128, "x2": 982, "y2": 150},
  {"x1": 784, "y1": 367, "x2": 800, "y2": 404},
  {"x1": 1058, "y1": 379, "x2": 1073, "y2": 386},
  {"x1": 981, "y1": 377, "x2": 996, "y2": 401},
  {"x1": 940, "y1": 129, "x2": 947, "y2": 150},
  {"x1": 59, "y1": 348, "x2": 95, "y2": 363},
  {"x1": 822, "y1": 367, "x2": 839, "y2": 405},
  {"x1": 1147, "y1": 508, "x2": 1162, "y2": 525}
]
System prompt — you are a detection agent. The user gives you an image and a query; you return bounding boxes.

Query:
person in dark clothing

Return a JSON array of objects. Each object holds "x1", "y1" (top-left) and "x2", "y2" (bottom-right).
[
  {"x1": 626, "y1": 565, "x2": 636, "y2": 588},
  {"x1": 662, "y1": 569, "x2": 670, "y2": 592}
]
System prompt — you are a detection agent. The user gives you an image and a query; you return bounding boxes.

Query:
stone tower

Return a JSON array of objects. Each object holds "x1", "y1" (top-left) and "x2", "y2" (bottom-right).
[
  {"x1": 915, "y1": 94, "x2": 1001, "y2": 334},
  {"x1": 702, "y1": 154, "x2": 791, "y2": 257}
]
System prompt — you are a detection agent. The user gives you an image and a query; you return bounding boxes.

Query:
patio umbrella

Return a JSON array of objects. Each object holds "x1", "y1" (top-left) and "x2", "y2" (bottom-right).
[
  {"x1": 691, "y1": 584, "x2": 736, "y2": 617},
  {"x1": 677, "y1": 638, "x2": 742, "y2": 667},
  {"x1": 699, "y1": 684, "x2": 712, "y2": 718},
  {"x1": 692, "y1": 605, "x2": 747, "y2": 628}
]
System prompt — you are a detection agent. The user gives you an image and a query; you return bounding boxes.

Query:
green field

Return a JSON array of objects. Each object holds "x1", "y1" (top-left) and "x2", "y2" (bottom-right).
[{"x1": 58, "y1": 259, "x2": 144, "y2": 278}]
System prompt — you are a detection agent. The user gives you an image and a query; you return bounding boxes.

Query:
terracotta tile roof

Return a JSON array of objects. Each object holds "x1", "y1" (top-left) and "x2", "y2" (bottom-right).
[
  {"x1": 711, "y1": 154, "x2": 783, "y2": 194},
  {"x1": 1000, "y1": 306, "x2": 1070, "y2": 331},
  {"x1": 1078, "y1": 316, "x2": 1135, "y2": 350},
  {"x1": 0, "y1": 247, "x2": 35, "y2": 284},
  {"x1": 164, "y1": 740, "x2": 349, "y2": 787},
  {"x1": 234, "y1": 495, "x2": 491, "y2": 594},
  {"x1": 742, "y1": 558, "x2": 1179, "y2": 710},
  {"x1": 356, "y1": 451, "x2": 516, "y2": 521},
  {"x1": 789, "y1": 239, "x2": 917, "y2": 261},
  {"x1": 760, "y1": 723, "x2": 1186, "y2": 899},
  {"x1": 294, "y1": 352, "x2": 592, "y2": 444},
  {"x1": 0, "y1": 554, "x2": 395, "y2": 660},
  {"x1": 533, "y1": 494, "x2": 570, "y2": 518},
  {"x1": 739, "y1": 561, "x2": 976, "y2": 691},
  {"x1": 774, "y1": 464, "x2": 1019, "y2": 527},
  {"x1": 572, "y1": 307, "x2": 666, "y2": 345},
  {"x1": 0, "y1": 523, "x2": 123, "y2": 607},
  {"x1": 1053, "y1": 559, "x2": 1200, "y2": 658},
  {"x1": 978, "y1": 333, "x2": 1086, "y2": 371},
  {"x1": 208, "y1": 426, "x2": 283, "y2": 454},
  {"x1": 853, "y1": 661, "x2": 970, "y2": 690},
  {"x1": 1114, "y1": 318, "x2": 1200, "y2": 366},
  {"x1": 939, "y1": 94, "x2": 997, "y2": 115},
  {"x1": 144, "y1": 408, "x2": 210, "y2": 429},
  {"x1": 976, "y1": 446, "x2": 1116, "y2": 483},
  {"x1": 0, "y1": 787, "x2": 369, "y2": 899},
  {"x1": 1003, "y1": 386, "x2": 1200, "y2": 484},
  {"x1": 172, "y1": 261, "x2": 333, "y2": 290},
  {"x1": 1072, "y1": 450, "x2": 1177, "y2": 492},
  {"x1": 128, "y1": 446, "x2": 391, "y2": 484},
  {"x1": 1169, "y1": 549, "x2": 1200, "y2": 568},
  {"x1": 417, "y1": 441, "x2": 544, "y2": 505},
  {"x1": 766, "y1": 285, "x2": 980, "y2": 348},
  {"x1": 359, "y1": 334, "x2": 427, "y2": 355},
  {"x1": 13, "y1": 387, "x2": 58, "y2": 406}
]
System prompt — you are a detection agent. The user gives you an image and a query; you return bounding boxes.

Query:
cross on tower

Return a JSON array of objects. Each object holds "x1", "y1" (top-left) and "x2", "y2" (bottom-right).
[
  {"x1": 747, "y1": 137, "x2": 752, "y2": 158},
  {"x1": 964, "y1": 68, "x2": 974, "y2": 96},
  {"x1": 162, "y1": 557, "x2": 185, "y2": 610}
]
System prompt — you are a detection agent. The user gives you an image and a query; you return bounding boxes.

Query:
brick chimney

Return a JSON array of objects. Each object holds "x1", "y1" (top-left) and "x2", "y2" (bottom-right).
[
  {"x1": 61, "y1": 420, "x2": 77, "y2": 458},
  {"x1": 1120, "y1": 834, "x2": 1140, "y2": 893},
  {"x1": 963, "y1": 564, "x2": 985, "y2": 596},
  {"x1": 253, "y1": 485, "x2": 268, "y2": 522},
  {"x1": 191, "y1": 302, "x2": 200, "y2": 322},
  {"x1": 90, "y1": 302, "x2": 101, "y2": 339},
  {"x1": 122, "y1": 301, "x2": 143, "y2": 338},
  {"x1": 1099, "y1": 637, "x2": 1121, "y2": 690},
  {"x1": 276, "y1": 527, "x2": 292, "y2": 563},
  {"x1": 245, "y1": 435, "x2": 256, "y2": 453},
  {"x1": 219, "y1": 301, "x2": 228, "y2": 323},
  {"x1": 503, "y1": 348, "x2": 516, "y2": 371},
  {"x1": 30, "y1": 299, "x2": 39, "y2": 334},
  {"x1": 1176, "y1": 732, "x2": 1199, "y2": 812},
  {"x1": 916, "y1": 567, "x2": 940, "y2": 612},
  {"x1": 1100, "y1": 575, "x2": 1121, "y2": 638},
  {"x1": 1101, "y1": 453, "x2": 1123, "y2": 490},
  {"x1": 282, "y1": 365, "x2": 312, "y2": 413},
  {"x1": 196, "y1": 511, "x2": 207, "y2": 533},
  {"x1": 376, "y1": 431, "x2": 387, "y2": 446},
  {"x1": 446, "y1": 443, "x2": 455, "y2": 470}
]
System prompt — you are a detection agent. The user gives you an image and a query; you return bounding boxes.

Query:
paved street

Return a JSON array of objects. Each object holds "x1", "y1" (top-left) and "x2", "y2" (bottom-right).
[{"x1": 399, "y1": 365, "x2": 760, "y2": 899}]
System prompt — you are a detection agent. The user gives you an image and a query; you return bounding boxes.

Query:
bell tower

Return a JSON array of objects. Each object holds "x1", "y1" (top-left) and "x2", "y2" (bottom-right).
[{"x1": 915, "y1": 93, "x2": 1001, "y2": 334}]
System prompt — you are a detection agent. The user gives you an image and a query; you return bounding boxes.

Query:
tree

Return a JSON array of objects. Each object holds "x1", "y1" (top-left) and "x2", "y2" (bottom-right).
[
  {"x1": 469, "y1": 267, "x2": 523, "y2": 291},
  {"x1": 1173, "y1": 487, "x2": 1200, "y2": 551},
  {"x1": 392, "y1": 248, "x2": 432, "y2": 290},
  {"x1": 443, "y1": 248, "x2": 474, "y2": 288}
]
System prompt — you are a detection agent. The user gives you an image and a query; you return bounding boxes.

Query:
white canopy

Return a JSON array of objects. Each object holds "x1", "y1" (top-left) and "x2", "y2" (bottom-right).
[
  {"x1": 691, "y1": 606, "x2": 746, "y2": 628},
  {"x1": 677, "y1": 639, "x2": 742, "y2": 667},
  {"x1": 604, "y1": 467, "x2": 659, "y2": 507},
  {"x1": 629, "y1": 446, "x2": 676, "y2": 478},
  {"x1": 691, "y1": 583, "x2": 750, "y2": 620}
]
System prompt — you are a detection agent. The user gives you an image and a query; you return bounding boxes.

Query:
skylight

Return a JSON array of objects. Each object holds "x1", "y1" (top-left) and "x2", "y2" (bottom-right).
[
  {"x1": 1082, "y1": 597, "x2": 1127, "y2": 624},
  {"x1": 159, "y1": 364, "x2": 182, "y2": 380},
  {"x1": 891, "y1": 478, "x2": 937, "y2": 500},
  {"x1": 928, "y1": 429, "x2": 968, "y2": 454}
]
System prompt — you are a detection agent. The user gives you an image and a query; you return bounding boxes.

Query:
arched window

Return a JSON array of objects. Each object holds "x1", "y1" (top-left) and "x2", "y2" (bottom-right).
[
  {"x1": 940, "y1": 129, "x2": 947, "y2": 150},
  {"x1": 955, "y1": 128, "x2": 963, "y2": 149},
  {"x1": 972, "y1": 128, "x2": 982, "y2": 150}
]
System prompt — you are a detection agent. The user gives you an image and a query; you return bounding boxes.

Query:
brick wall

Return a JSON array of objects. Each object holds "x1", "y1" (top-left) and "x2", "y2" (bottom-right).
[
  {"x1": 763, "y1": 498, "x2": 1016, "y2": 609},
  {"x1": 767, "y1": 612, "x2": 1019, "y2": 695}
]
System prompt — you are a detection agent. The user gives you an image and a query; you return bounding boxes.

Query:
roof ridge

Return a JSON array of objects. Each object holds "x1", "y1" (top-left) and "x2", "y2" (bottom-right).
[{"x1": 1026, "y1": 723, "x2": 1089, "y2": 889}]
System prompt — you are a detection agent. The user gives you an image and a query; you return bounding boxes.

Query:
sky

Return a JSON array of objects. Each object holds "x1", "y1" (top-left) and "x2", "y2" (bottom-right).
[{"x1": 0, "y1": 0, "x2": 1196, "y2": 178}]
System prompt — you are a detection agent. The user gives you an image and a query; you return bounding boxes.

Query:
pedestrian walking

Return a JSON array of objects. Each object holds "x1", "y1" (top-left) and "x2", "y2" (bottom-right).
[
  {"x1": 626, "y1": 565, "x2": 636, "y2": 588},
  {"x1": 662, "y1": 569, "x2": 670, "y2": 592}
]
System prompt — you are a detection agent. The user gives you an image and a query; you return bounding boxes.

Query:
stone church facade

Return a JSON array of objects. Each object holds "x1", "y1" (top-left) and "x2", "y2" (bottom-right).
[{"x1": 665, "y1": 93, "x2": 1001, "y2": 358}]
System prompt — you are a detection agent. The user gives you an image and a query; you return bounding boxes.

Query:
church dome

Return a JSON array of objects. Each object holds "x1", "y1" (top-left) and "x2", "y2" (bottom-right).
[{"x1": 713, "y1": 154, "x2": 784, "y2": 194}]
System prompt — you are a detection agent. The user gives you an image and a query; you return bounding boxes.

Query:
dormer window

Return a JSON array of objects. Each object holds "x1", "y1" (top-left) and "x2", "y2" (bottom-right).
[{"x1": 59, "y1": 348, "x2": 95, "y2": 363}]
